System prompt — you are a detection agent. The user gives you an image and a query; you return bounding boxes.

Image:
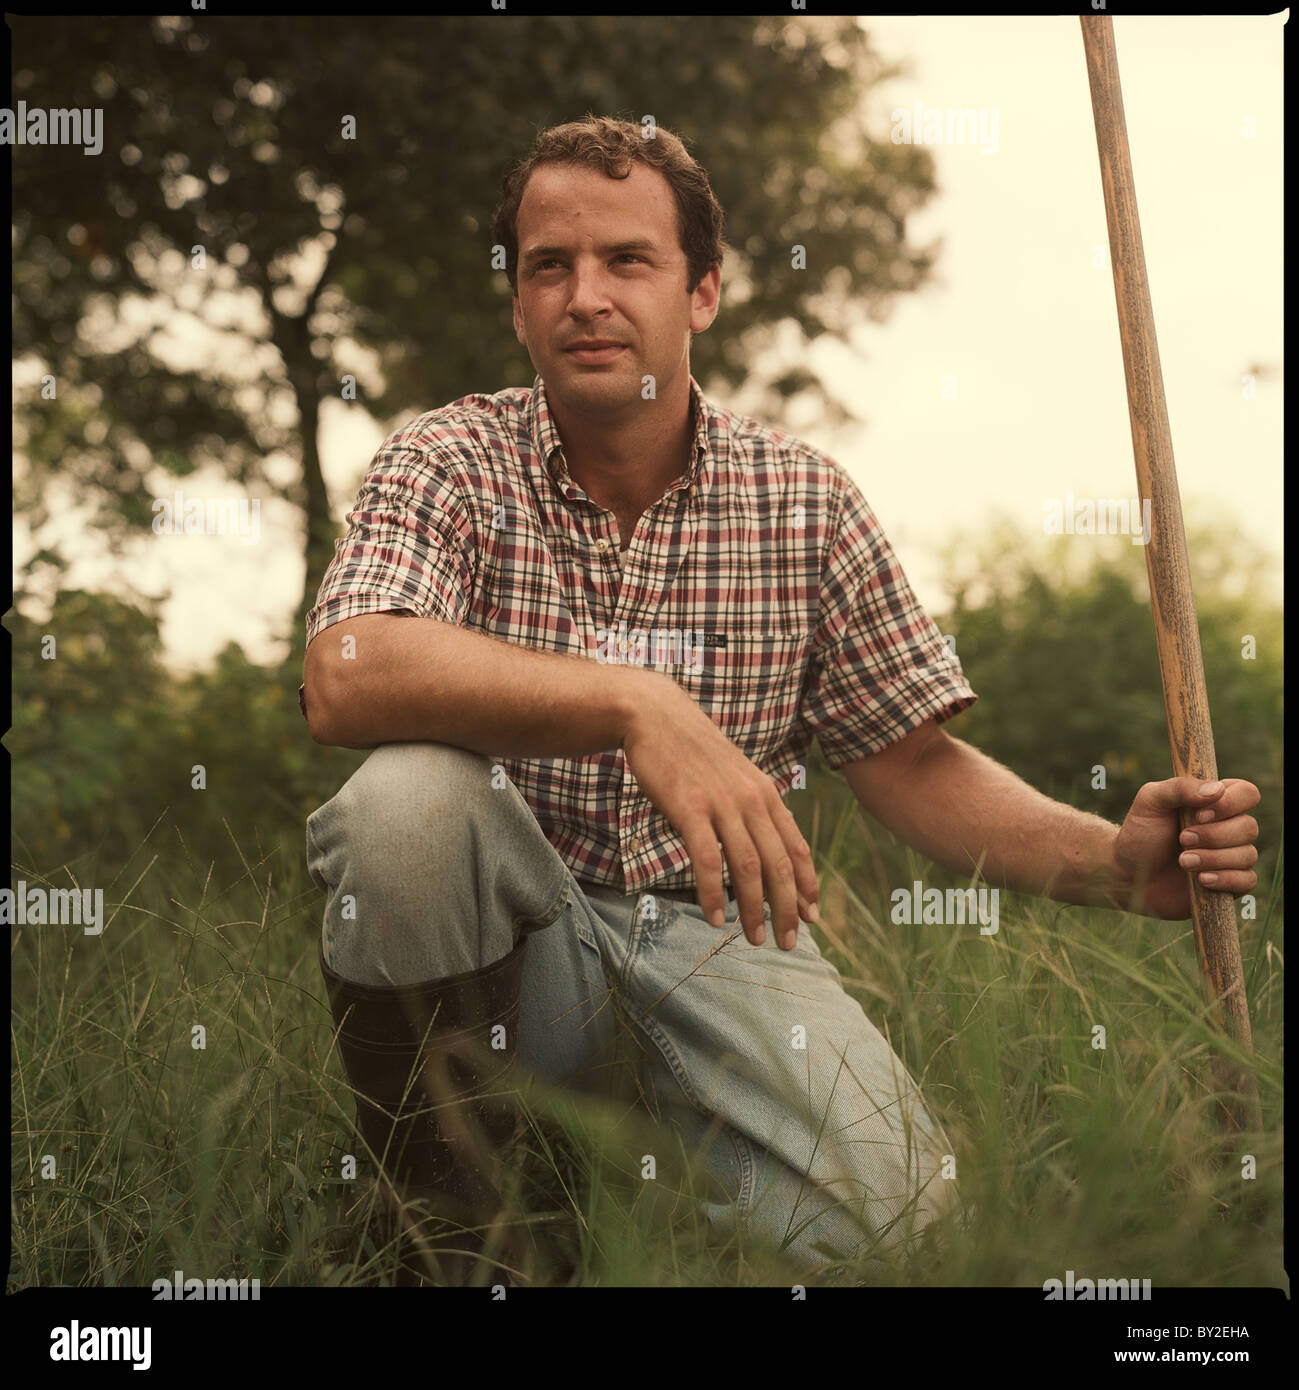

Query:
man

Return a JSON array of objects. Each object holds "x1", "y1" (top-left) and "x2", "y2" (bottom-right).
[{"x1": 300, "y1": 115, "x2": 1261, "y2": 1284}]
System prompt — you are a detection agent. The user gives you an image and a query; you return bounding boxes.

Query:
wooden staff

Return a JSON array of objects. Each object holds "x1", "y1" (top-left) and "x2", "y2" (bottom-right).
[{"x1": 1080, "y1": 15, "x2": 1261, "y2": 1135}]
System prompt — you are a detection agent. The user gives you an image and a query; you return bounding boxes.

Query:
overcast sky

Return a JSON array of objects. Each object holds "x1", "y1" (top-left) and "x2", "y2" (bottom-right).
[{"x1": 13, "y1": 13, "x2": 1283, "y2": 670}]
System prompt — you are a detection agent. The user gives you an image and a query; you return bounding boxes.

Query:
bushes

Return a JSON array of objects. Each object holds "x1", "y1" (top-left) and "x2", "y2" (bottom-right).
[
  {"x1": 933, "y1": 518, "x2": 1282, "y2": 867},
  {"x1": 7, "y1": 586, "x2": 363, "y2": 872}
]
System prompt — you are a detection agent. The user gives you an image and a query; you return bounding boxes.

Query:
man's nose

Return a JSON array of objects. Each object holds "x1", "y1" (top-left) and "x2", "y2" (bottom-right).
[{"x1": 566, "y1": 261, "x2": 615, "y2": 317}]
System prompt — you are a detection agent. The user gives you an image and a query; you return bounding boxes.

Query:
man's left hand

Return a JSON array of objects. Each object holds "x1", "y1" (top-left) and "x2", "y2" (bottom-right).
[{"x1": 1112, "y1": 777, "x2": 1262, "y2": 920}]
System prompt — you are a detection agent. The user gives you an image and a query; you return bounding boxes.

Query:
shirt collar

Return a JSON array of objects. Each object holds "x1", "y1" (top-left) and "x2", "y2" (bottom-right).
[{"x1": 528, "y1": 372, "x2": 714, "y2": 498}]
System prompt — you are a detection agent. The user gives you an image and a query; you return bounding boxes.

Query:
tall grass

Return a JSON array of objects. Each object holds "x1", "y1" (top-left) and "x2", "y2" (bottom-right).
[{"x1": 9, "y1": 784, "x2": 1284, "y2": 1290}]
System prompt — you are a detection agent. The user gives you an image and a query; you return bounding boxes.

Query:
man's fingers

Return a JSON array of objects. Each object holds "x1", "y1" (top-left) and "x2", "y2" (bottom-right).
[
  {"x1": 1193, "y1": 869, "x2": 1259, "y2": 895},
  {"x1": 715, "y1": 814, "x2": 767, "y2": 944},
  {"x1": 1190, "y1": 778, "x2": 1261, "y2": 824},
  {"x1": 769, "y1": 795, "x2": 820, "y2": 919},
  {"x1": 1139, "y1": 775, "x2": 1260, "y2": 820},
  {"x1": 675, "y1": 771, "x2": 820, "y2": 943},
  {"x1": 680, "y1": 817, "x2": 728, "y2": 928},
  {"x1": 1179, "y1": 813, "x2": 1260, "y2": 850},
  {"x1": 742, "y1": 810, "x2": 799, "y2": 945},
  {"x1": 1179, "y1": 844, "x2": 1259, "y2": 873}
]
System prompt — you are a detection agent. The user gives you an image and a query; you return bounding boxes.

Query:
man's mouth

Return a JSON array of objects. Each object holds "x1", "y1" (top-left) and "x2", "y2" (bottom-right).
[{"x1": 565, "y1": 342, "x2": 627, "y2": 364}]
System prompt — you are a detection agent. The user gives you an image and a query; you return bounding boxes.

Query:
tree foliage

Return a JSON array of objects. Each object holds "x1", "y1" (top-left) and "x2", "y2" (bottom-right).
[{"x1": 13, "y1": 14, "x2": 939, "y2": 646}]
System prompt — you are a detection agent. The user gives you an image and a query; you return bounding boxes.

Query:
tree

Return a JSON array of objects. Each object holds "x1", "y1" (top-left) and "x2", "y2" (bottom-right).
[{"x1": 13, "y1": 14, "x2": 940, "y2": 650}]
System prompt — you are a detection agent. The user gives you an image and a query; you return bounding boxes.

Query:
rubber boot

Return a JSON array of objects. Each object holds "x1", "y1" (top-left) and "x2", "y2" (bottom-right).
[{"x1": 320, "y1": 935, "x2": 529, "y2": 1286}]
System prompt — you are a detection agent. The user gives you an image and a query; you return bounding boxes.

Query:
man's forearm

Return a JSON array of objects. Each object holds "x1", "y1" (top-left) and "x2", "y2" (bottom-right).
[
  {"x1": 881, "y1": 734, "x2": 1128, "y2": 909},
  {"x1": 304, "y1": 613, "x2": 661, "y2": 755}
]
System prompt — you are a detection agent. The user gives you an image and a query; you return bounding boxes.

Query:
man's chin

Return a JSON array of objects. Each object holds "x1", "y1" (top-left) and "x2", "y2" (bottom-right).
[{"x1": 545, "y1": 363, "x2": 642, "y2": 408}]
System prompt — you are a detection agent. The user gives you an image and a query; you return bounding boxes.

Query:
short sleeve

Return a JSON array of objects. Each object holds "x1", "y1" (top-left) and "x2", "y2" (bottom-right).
[
  {"x1": 798, "y1": 472, "x2": 977, "y2": 770},
  {"x1": 304, "y1": 440, "x2": 477, "y2": 649}
]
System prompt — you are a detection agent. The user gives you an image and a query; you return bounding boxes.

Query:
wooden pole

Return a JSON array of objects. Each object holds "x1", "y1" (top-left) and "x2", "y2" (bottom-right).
[{"x1": 1080, "y1": 15, "x2": 1261, "y2": 1135}]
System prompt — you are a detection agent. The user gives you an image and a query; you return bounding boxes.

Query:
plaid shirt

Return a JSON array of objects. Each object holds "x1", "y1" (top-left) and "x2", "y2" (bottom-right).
[{"x1": 302, "y1": 374, "x2": 977, "y2": 895}]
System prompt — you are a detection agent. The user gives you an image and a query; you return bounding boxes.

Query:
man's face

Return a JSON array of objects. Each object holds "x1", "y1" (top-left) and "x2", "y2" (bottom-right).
[{"x1": 511, "y1": 161, "x2": 719, "y2": 415}]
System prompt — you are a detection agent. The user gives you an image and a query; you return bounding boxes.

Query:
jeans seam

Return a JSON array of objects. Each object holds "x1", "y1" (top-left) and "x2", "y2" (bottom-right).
[
  {"x1": 630, "y1": 1010, "x2": 710, "y2": 1117},
  {"x1": 628, "y1": 1008, "x2": 755, "y2": 1212},
  {"x1": 730, "y1": 1130, "x2": 756, "y2": 1210},
  {"x1": 576, "y1": 891, "x2": 601, "y2": 952},
  {"x1": 514, "y1": 872, "x2": 572, "y2": 935}
]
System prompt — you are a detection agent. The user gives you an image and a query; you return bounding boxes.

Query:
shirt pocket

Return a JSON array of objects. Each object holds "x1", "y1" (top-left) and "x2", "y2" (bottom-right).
[{"x1": 677, "y1": 628, "x2": 811, "y2": 762}]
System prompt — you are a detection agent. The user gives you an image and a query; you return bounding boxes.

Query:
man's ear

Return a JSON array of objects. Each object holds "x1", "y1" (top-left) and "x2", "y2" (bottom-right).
[
  {"x1": 512, "y1": 295, "x2": 526, "y2": 347},
  {"x1": 689, "y1": 264, "x2": 721, "y2": 336}
]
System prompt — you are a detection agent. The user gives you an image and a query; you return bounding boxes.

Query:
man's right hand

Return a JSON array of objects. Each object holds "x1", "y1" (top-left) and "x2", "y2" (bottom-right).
[{"x1": 620, "y1": 670, "x2": 820, "y2": 950}]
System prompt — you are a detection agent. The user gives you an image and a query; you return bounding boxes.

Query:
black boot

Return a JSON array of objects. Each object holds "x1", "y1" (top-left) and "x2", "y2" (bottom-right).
[{"x1": 320, "y1": 936, "x2": 529, "y2": 1285}]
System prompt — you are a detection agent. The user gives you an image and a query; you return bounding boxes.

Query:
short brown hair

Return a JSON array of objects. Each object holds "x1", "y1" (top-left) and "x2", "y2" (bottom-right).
[{"x1": 491, "y1": 114, "x2": 727, "y2": 295}]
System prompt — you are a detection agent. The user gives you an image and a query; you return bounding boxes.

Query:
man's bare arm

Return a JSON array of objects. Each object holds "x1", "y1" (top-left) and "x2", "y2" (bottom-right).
[
  {"x1": 842, "y1": 720, "x2": 1126, "y2": 909},
  {"x1": 303, "y1": 613, "x2": 655, "y2": 755},
  {"x1": 303, "y1": 610, "x2": 821, "y2": 946}
]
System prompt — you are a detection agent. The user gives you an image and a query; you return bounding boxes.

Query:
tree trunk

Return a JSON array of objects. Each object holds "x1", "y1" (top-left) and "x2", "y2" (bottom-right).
[
  {"x1": 271, "y1": 304, "x2": 336, "y2": 669},
  {"x1": 294, "y1": 376, "x2": 334, "y2": 662}
]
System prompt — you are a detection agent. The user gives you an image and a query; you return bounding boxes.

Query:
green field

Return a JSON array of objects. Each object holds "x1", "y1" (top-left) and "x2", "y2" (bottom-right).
[{"x1": 9, "y1": 773, "x2": 1283, "y2": 1290}]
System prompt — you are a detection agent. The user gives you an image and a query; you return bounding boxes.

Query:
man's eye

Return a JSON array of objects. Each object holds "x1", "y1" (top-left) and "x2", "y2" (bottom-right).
[{"x1": 531, "y1": 255, "x2": 642, "y2": 272}]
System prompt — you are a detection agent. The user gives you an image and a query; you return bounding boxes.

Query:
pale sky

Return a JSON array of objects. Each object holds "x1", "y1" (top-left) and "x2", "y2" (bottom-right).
[{"x1": 13, "y1": 14, "x2": 1283, "y2": 669}]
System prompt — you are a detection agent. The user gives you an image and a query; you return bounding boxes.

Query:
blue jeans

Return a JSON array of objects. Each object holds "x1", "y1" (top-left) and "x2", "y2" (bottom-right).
[{"x1": 306, "y1": 742, "x2": 959, "y2": 1274}]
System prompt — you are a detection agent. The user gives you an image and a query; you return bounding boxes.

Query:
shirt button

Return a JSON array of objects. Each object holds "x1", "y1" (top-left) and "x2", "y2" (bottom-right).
[
  {"x1": 627, "y1": 835, "x2": 641, "y2": 852},
  {"x1": 596, "y1": 537, "x2": 610, "y2": 553}
]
